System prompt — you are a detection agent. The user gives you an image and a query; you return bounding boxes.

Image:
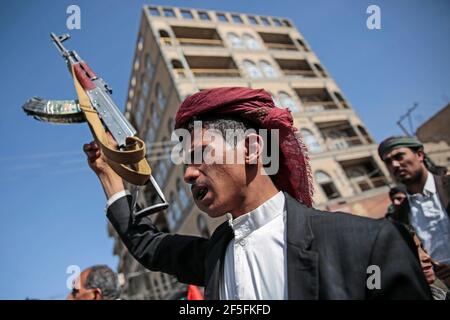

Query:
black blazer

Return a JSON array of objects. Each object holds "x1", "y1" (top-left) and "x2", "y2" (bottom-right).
[{"x1": 107, "y1": 192, "x2": 431, "y2": 300}]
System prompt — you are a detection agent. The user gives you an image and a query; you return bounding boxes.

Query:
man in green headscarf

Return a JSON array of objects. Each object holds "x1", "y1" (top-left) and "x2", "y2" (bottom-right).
[{"x1": 378, "y1": 136, "x2": 450, "y2": 265}]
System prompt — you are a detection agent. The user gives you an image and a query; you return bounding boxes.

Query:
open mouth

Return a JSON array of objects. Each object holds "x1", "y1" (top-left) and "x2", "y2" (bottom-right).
[{"x1": 193, "y1": 185, "x2": 209, "y2": 201}]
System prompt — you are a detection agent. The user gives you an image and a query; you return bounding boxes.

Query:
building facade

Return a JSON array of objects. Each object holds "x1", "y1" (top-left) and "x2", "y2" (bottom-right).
[
  {"x1": 416, "y1": 103, "x2": 450, "y2": 171},
  {"x1": 109, "y1": 5, "x2": 392, "y2": 299}
]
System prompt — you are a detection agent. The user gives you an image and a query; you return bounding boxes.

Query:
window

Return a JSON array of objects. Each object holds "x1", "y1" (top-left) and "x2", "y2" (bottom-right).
[
  {"x1": 156, "y1": 84, "x2": 167, "y2": 110},
  {"x1": 135, "y1": 96, "x2": 145, "y2": 128},
  {"x1": 315, "y1": 171, "x2": 341, "y2": 199},
  {"x1": 272, "y1": 18, "x2": 283, "y2": 26},
  {"x1": 232, "y1": 14, "x2": 243, "y2": 23},
  {"x1": 278, "y1": 91, "x2": 299, "y2": 112},
  {"x1": 242, "y1": 33, "x2": 260, "y2": 50},
  {"x1": 297, "y1": 39, "x2": 309, "y2": 51},
  {"x1": 243, "y1": 60, "x2": 262, "y2": 79},
  {"x1": 163, "y1": 8, "x2": 175, "y2": 17},
  {"x1": 152, "y1": 104, "x2": 160, "y2": 124},
  {"x1": 181, "y1": 10, "x2": 193, "y2": 19},
  {"x1": 177, "y1": 178, "x2": 190, "y2": 209},
  {"x1": 248, "y1": 16, "x2": 258, "y2": 25},
  {"x1": 149, "y1": 7, "x2": 160, "y2": 16},
  {"x1": 260, "y1": 60, "x2": 278, "y2": 78},
  {"x1": 227, "y1": 32, "x2": 243, "y2": 49},
  {"x1": 171, "y1": 59, "x2": 184, "y2": 77},
  {"x1": 137, "y1": 35, "x2": 144, "y2": 51},
  {"x1": 283, "y1": 19, "x2": 292, "y2": 27},
  {"x1": 154, "y1": 155, "x2": 169, "y2": 186},
  {"x1": 146, "y1": 124, "x2": 156, "y2": 144},
  {"x1": 216, "y1": 13, "x2": 228, "y2": 22},
  {"x1": 260, "y1": 17, "x2": 271, "y2": 26},
  {"x1": 300, "y1": 129, "x2": 322, "y2": 153},
  {"x1": 198, "y1": 11, "x2": 210, "y2": 20},
  {"x1": 145, "y1": 53, "x2": 153, "y2": 78},
  {"x1": 142, "y1": 79, "x2": 149, "y2": 98},
  {"x1": 167, "y1": 192, "x2": 182, "y2": 230}
]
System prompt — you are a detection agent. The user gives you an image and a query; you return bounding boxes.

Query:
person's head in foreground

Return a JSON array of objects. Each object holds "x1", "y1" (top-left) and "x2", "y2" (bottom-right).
[
  {"x1": 411, "y1": 233, "x2": 437, "y2": 284},
  {"x1": 174, "y1": 87, "x2": 313, "y2": 218},
  {"x1": 378, "y1": 136, "x2": 447, "y2": 189},
  {"x1": 67, "y1": 265, "x2": 120, "y2": 300},
  {"x1": 378, "y1": 136, "x2": 427, "y2": 186},
  {"x1": 389, "y1": 185, "x2": 407, "y2": 210}
]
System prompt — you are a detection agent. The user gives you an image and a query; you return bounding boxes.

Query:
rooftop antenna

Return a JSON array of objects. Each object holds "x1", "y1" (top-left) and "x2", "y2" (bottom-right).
[{"x1": 396, "y1": 102, "x2": 418, "y2": 136}]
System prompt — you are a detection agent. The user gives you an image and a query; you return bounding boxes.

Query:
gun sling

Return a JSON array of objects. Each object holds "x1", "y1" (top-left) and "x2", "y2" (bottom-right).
[{"x1": 72, "y1": 65, "x2": 151, "y2": 185}]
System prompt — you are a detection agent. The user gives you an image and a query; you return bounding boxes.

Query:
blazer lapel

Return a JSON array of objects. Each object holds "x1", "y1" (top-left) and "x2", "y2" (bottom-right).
[
  {"x1": 204, "y1": 223, "x2": 234, "y2": 300},
  {"x1": 285, "y1": 193, "x2": 319, "y2": 300}
]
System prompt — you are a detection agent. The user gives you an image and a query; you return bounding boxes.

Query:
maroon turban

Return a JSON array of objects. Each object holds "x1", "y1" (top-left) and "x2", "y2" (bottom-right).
[{"x1": 175, "y1": 87, "x2": 313, "y2": 207}]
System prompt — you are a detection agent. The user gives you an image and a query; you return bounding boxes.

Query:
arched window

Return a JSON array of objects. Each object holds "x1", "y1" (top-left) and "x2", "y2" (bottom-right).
[
  {"x1": 159, "y1": 29, "x2": 171, "y2": 45},
  {"x1": 145, "y1": 53, "x2": 154, "y2": 78},
  {"x1": 243, "y1": 60, "x2": 262, "y2": 79},
  {"x1": 242, "y1": 33, "x2": 260, "y2": 50},
  {"x1": 150, "y1": 104, "x2": 160, "y2": 127},
  {"x1": 171, "y1": 59, "x2": 184, "y2": 77},
  {"x1": 142, "y1": 79, "x2": 149, "y2": 98},
  {"x1": 357, "y1": 125, "x2": 373, "y2": 143},
  {"x1": 177, "y1": 178, "x2": 190, "y2": 209},
  {"x1": 300, "y1": 129, "x2": 322, "y2": 153},
  {"x1": 167, "y1": 192, "x2": 182, "y2": 230},
  {"x1": 146, "y1": 124, "x2": 156, "y2": 145},
  {"x1": 315, "y1": 171, "x2": 341, "y2": 200},
  {"x1": 227, "y1": 32, "x2": 243, "y2": 48},
  {"x1": 135, "y1": 96, "x2": 145, "y2": 128},
  {"x1": 259, "y1": 60, "x2": 278, "y2": 78},
  {"x1": 156, "y1": 84, "x2": 167, "y2": 110},
  {"x1": 278, "y1": 91, "x2": 299, "y2": 112}
]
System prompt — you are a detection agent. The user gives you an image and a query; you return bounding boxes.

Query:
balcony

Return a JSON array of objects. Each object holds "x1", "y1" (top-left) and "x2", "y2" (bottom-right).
[
  {"x1": 294, "y1": 88, "x2": 338, "y2": 111},
  {"x1": 316, "y1": 120, "x2": 364, "y2": 151},
  {"x1": 166, "y1": 26, "x2": 224, "y2": 47},
  {"x1": 258, "y1": 32, "x2": 298, "y2": 51},
  {"x1": 276, "y1": 59, "x2": 316, "y2": 78},
  {"x1": 184, "y1": 56, "x2": 240, "y2": 78},
  {"x1": 339, "y1": 157, "x2": 389, "y2": 193}
]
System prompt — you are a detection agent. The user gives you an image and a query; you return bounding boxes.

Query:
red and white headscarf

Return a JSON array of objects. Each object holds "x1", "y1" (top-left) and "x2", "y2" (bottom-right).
[{"x1": 175, "y1": 87, "x2": 313, "y2": 207}]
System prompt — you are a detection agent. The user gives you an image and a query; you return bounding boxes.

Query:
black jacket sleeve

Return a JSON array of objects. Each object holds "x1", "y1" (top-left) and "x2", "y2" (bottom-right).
[
  {"x1": 107, "y1": 195, "x2": 209, "y2": 286},
  {"x1": 366, "y1": 220, "x2": 432, "y2": 299}
]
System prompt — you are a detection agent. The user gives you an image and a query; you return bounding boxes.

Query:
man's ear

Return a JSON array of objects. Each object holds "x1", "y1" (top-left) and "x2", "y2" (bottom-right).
[
  {"x1": 416, "y1": 149, "x2": 425, "y2": 163},
  {"x1": 92, "y1": 288, "x2": 103, "y2": 300},
  {"x1": 245, "y1": 133, "x2": 264, "y2": 165}
]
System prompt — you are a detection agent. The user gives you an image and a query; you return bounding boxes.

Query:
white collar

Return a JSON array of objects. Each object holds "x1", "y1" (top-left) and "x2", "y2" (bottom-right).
[
  {"x1": 408, "y1": 171, "x2": 436, "y2": 198},
  {"x1": 228, "y1": 191, "x2": 285, "y2": 241}
]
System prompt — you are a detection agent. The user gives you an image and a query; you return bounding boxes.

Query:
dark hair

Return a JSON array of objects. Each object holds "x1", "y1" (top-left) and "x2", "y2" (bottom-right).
[
  {"x1": 185, "y1": 115, "x2": 258, "y2": 147},
  {"x1": 85, "y1": 265, "x2": 121, "y2": 300},
  {"x1": 389, "y1": 185, "x2": 407, "y2": 199},
  {"x1": 409, "y1": 146, "x2": 448, "y2": 176}
]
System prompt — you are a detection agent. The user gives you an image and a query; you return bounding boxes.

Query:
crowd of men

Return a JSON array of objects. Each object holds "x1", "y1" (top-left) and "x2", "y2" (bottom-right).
[{"x1": 70, "y1": 87, "x2": 449, "y2": 300}]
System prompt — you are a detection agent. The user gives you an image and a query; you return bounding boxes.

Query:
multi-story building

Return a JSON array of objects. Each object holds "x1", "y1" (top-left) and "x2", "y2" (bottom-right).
[
  {"x1": 416, "y1": 103, "x2": 450, "y2": 171},
  {"x1": 108, "y1": 5, "x2": 392, "y2": 299}
]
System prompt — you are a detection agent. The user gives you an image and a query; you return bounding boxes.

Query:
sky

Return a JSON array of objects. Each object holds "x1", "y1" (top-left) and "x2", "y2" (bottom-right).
[{"x1": 0, "y1": 0, "x2": 449, "y2": 299}]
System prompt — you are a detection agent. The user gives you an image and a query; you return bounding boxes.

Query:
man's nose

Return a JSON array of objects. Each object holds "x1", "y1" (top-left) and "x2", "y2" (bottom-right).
[{"x1": 184, "y1": 164, "x2": 200, "y2": 185}]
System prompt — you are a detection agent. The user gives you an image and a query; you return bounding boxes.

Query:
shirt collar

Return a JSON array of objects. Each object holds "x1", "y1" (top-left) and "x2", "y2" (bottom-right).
[
  {"x1": 228, "y1": 191, "x2": 285, "y2": 241},
  {"x1": 408, "y1": 171, "x2": 436, "y2": 198}
]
